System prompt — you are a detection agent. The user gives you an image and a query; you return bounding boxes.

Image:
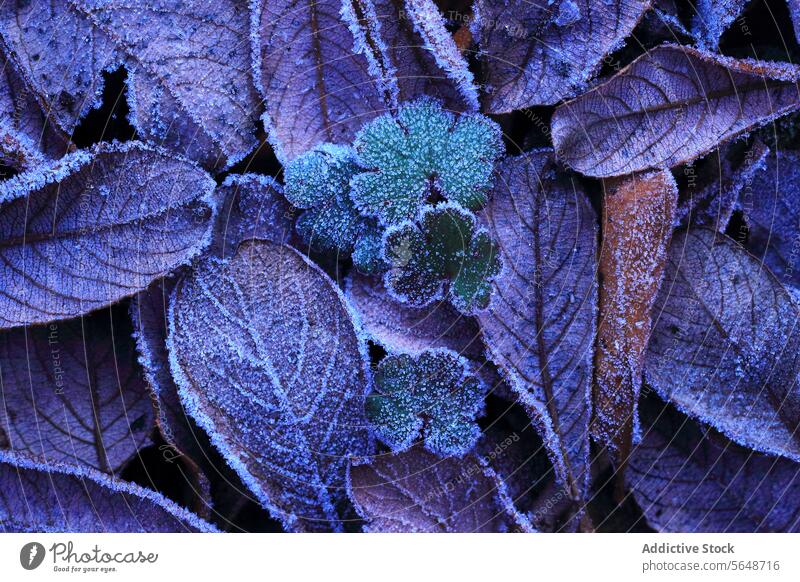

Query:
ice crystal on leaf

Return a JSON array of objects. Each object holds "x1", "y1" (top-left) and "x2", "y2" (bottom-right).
[
  {"x1": 351, "y1": 99, "x2": 503, "y2": 225},
  {"x1": 383, "y1": 204, "x2": 501, "y2": 314},
  {"x1": 366, "y1": 349, "x2": 486, "y2": 457}
]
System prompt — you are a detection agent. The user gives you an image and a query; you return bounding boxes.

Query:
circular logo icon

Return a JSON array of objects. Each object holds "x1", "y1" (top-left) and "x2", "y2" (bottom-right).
[{"x1": 20, "y1": 542, "x2": 46, "y2": 570}]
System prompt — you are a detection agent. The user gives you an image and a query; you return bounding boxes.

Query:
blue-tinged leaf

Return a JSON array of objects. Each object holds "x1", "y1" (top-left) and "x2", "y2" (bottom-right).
[
  {"x1": 168, "y1": 240, "x2": 373, "y2": 532},
  {"x1": 552, "y1": 45, "x2": 800, "y2": 177},
  {"x1": 476, "y1": 151, "x2": 597, "y2": 504},
  {"x1": 0, "y1": 48, "x2": 70, "y2": 169},
  {"x1": 646, "y1": 228, "x2": 800, "y2": 462},
  {"x1": 691, "y1": 0, "x2": 751, "y2": 50},
  {"x1": 347, "y1": 445, "x2": 515, "y2": 532},
  {"x1": 346, "y1": 270, "x2": 483, "y2": 358},
  {"x1": 0, "y1": 309, "x2": 153, "y2": 474},
  {"x1": 0, "y1": 142, "x2": 216, "y2": 329},
  {"x1": 629, "y1": 399, "x2": 800, "y2": 532},
  {"x1": 211, "y1": 174, "x2": 296, "y2": 259},
  {"x1": 791, "y1": 0, "x2": 800, "y2": 45},
  {"x1": 252, "y1": 0, "x2": 388, "y2": 162},
  {"x1": 742, "y1": 149, "x2": 800, "y2": 289},
  {"x1": 677, "y1": 140, "x2": 769, "y2": 232},
  {"x1": 0, "y1": 450, "x2": 216, "y2": 532},
  {"x1": 0, "y1": 1, "x2": 260, "y2": 169},
  {"x1": 472, "y1": 0, "x2": 650, "y2": 112}
]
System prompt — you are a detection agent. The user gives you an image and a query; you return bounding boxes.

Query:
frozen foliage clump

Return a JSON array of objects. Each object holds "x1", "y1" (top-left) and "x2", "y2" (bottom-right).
[
  {"x1": 366, "y1": 349, "x2": 486, "y2": 457},
  {"x1": 383, "y1": 204, "x2": 501, "y2": 314},
  {"x1": 351, "y1": 98, "x2": 503, "y2": 225}
]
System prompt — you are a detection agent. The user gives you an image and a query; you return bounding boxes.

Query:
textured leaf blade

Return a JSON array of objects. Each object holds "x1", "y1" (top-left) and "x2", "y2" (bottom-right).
[
  {"x1": 552, "y1": 45, "x2": 800, "y2": 177},
  {"x1": 646, "y1": 228, "x2": 800, "y2": 461},
  {"x1": 0, "y1": 142, "x2": 215, "y2": 329},
  {"x1": 742, "y1": 149, "x2": 800, "y2": 289},
  {"x1": 0, "y1": 450, "x2": 216, "y2": 532},
  {"x1": 477, "y1": 151, "x2": 597, "y2": 502},
  {"x1": 691, "y1": 0, "x2": 751, "y2": 49},
  {"x1": 253, "y1": 0, "x2": 388, "y2": 161},
  {"x1": 168, "y1": 240, "x2": 373, "y2": 531},
  {"x1": 472, "y1": 0, "x2": 650, "y2": 111},
  {"x1": 593, "y1": 171, "x2": 678, "y2": 462},
  {"x1": 347, "y1": 445, "x2": 514, "y2": 532},
  {"x1": 0, "y1": 0, "x2": 260, "y2": 168},
  {"x1": 0, "y1": 309, "x2": 153, "y2": 473},
  {"x1": 629, "y1": 400, "x2": 800, "y2": 532}
]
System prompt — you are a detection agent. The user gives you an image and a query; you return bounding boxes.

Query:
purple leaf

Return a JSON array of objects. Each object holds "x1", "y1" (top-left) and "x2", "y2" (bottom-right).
[
  {"x1": 629, "y1": 401, "x2": 800, "y2": 532},
  {"x1": 347, "y1": 445, "x2": 515, "y2": 532},
  {"x1": 677, "y1": 141, "x2": 770, "y2": 232},
  {"x1": 0, "y1": 1, "x2": 261, "y2": 169},
  {"x1": 691, "y1": 0, "x2": 751, "y2": 50},
  {"x1": 476, "y1": 151, "x2": 597, "y2": 503},
  {"x1": 552, "y1": 45, "x2": 800, "y2": 177},
  {"x1": 0, "y1": 450, "x2": 216, "y2": 532},
  {"x1": 0, "y1": 49, "x2": 70, "y2": 169},
  {"x1": 346, "y1": 271, "x2": 483, "y2": 358},
  {"x1": 253, "y1": 0, "x2": 388, "y2": 161},
  {"x1": 0, "y1": 142, "x2": 215, "y2": 329},
  {"x1": 342, "y1": 0, "x2": 478, "y2": 111},
  {"x1": 210, "y1": 174, "x2": 297, "y2": 259},
  {"x1": 472, "y1": 0, "x2": 650, "y2": 112},
  {"x1": 646, "y1": 228, "x2": 800, "y2": 462},
  {"x1": 0, "y1": 310, "x2": 153, "y2": 474},
  {"x1": 742, "y1": 149, "x2": 800, "y2": 289},
  {"x1": 168, "y1": 240, "x2": 373, "y2": 531}
]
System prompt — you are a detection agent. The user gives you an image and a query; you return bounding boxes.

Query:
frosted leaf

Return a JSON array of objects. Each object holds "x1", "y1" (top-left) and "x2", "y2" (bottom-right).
[
  {"x1": 365, "y1": 349, "x2": 486, "y2": 456},
  {"x1": 252, "y1": 0, "x2": 388, "y2": 162},
  {"x1": 283, "y1": 144, "x2": 360, "y2": 209},
  {"x1": 0, "y1": 310, "x2": 153, "y2": 474},
  {"x1": 629, "y1": 400, "x2": 800, "y2": 532},
  {"x1": 0, "y1": 49, "x2": 70, "y2": 169},
  {"x1": 477, "y1": 151, "x2": 596, "y2": 503},
  {"x1": 645, "y1": 228, "x2": 800, "y2": 462},
  {"x1": 211, "y1": 174, "x2": 296, "y2": 259},
  {"x1": 0, "y1": 1, "x2": 260, "y2": 168},
  {"x1": 0, "y1": 141, "x2": 216, "y2": 329},
  {"x1": 296, "y1": 188, "x2": 365, "y2": 253},
  {"x1": 351, "y1": 99, "x2": 503, "y2": 224},
  {"x1": 691, "y1": 0, "x2": 751, "y2": 50},
  {"x1": 347, "y1": 445, "x2": 514, "y2": 532},
  {"x1": 0, "y1": 450, "x2": 216, "y2": 532},
  {"x1": 351, "y1": 224, "x2": 387, "y2": 274},
  {"x1": 346, "y1": 270, "x2": 483, "y2": 358},
  {"x1": 791, "y1": 0, "x2": 800, "y2": 45},
  {"x1": 741, "y1": 149, "x2": 800, "y2": 289},
  {"x1": 383, "y1": 204, "x2": 501, "y2": 315},
  {"x1": 677, "y1": 140, "x2": 769, "y2": 232},
  {"x1": 552, "y1": 45, "x2": 800, "y2": 177},
  {"x1": 472, "y1": 0, "x2": 650, "y2": 111},
  {"x1": 168, "y1": 240, "x2": 373, "y2": 531},
  {"x1": 593, "y1": 171, "x2": 678, "y2": 462}
]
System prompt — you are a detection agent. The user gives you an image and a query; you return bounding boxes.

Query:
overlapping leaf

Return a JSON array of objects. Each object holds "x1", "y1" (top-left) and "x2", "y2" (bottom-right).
[
  {"x1": 691, "y1": 0, "x2": 751, "y2": 50},
  {"x1": 472, "y1": 0, "x2": 650, "y2": 112},
  {"x1": 0, "y1": 1, "x2": 260, "y2": 169},
  {"x1": 629, "y1": 400, "x2": 800, "y2": 532},
  {"x1": 593, "y1": 171, "x2": 678, "y2": 462},
  {"x1": 0, "y1": 450, "x2": 216, "y2": 532},
  {"x1": 0, "y1": 309, "x2": 153, "y2": 473},
  {"x1": 552, "y1": 45, "x2": 800, "y2": 177},
  {"x1": 742, "y1": 149, "x2": 800, "y2": 289},
  {"x1": 347, "y1": 445, "x2": 514, "y2": 532},
  {"x1": 253, "y1": 0, "x2": 388, "y2": 161},
  {"x1": 646, "y1": 228, "x2": 800, "y2": 461},
  {"x1": 477, "y1": 151, "x2": 597, "y2": 503},
  {"x1": 0, "y1": 142, "x2": 216, "y2": 329},
  {"x1": 346, "y1": 271, "x2": 483, "y2": 357},
  {"x1": 168, "y1": 240, "x2": 373, "y2": 531}
]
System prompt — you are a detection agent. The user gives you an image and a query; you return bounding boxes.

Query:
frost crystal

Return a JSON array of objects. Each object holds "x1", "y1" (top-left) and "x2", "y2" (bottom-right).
[
  {"x1": 366, "y1": 349, "x2": 486, "y2": 457},
  {"x1": 351, "y1": 98, "x2": 503, "y2": 224},
  {"x1": 383, "y1": 204, "x2": 501, "y2": 314}
]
